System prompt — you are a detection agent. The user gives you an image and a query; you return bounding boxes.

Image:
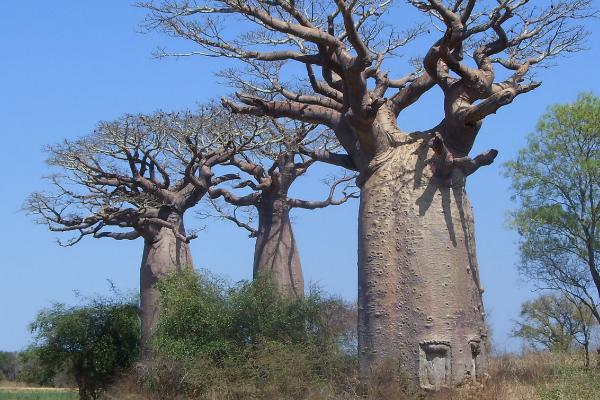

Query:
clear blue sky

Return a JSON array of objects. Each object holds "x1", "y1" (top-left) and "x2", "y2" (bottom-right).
[{"x1": 0, "y1": 1, "x2": 598, "y2": 353}]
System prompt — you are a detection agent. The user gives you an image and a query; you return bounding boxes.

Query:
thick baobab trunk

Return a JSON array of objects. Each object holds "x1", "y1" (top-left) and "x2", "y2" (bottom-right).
[
  {"x1": 254, "y1": 194, "x2": 304, "y2": 298},
  {"x1": 357, "y1": 134, "x2": 488, "y2": 388},
  {"x1": 140, "y1": 210, "x2": 193, "y2": 359}
]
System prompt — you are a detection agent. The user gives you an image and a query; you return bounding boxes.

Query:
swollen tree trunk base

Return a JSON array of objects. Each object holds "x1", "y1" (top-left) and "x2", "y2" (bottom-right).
[
  {"x1": 253, "y1": 196, "x2": 304, "y2": 298},
  {"x1": 140, "y1": 212, "x2": 193, "y2": 360},
  {"x1": 358, "y1": 137, "x2": 488, "y2": 389}
]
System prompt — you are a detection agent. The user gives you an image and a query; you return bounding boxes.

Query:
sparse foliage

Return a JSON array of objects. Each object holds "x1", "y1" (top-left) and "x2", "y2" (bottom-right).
[
  {"x1": 207, "y1": 120, "x2": 358, "y2": 297},
  {"x1": 26, "y1": 106, "x2": 272, "y2": 356},
  {"x1": 26, "y1": 106, "x2": 263, "y2": 246},
  {"x1": 512, "y1": 294, "x2": 597, "y2": 366}
]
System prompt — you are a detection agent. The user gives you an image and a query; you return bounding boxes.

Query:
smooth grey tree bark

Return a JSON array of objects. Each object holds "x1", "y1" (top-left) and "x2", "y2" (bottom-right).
[
  {"x1": 253, "y1": 189, "x2": 304, "y2": 297},
  {"x1": 210, "y1": 147, "x2": 356, "y2": 299},
  {"x1": 354, "y1": 113, "x2": 488, "y2": 386},
  {"x1": 139, "y1": 210, "x2": 194, "y2": 358}
]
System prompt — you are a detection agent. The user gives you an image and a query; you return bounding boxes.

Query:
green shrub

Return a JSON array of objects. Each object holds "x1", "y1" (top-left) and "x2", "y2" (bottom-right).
[
  {"x1": 142, "y1": 270, "x2": 357, "y2": 399},
  {"x1": 24, "y1": 294, "x2": 140, "y2": 400}
]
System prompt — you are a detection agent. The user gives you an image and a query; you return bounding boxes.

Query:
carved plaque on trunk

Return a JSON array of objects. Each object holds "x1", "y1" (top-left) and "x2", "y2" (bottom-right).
[{"x1": 419, "y1": 342, "x2": 451, "y2": 390}]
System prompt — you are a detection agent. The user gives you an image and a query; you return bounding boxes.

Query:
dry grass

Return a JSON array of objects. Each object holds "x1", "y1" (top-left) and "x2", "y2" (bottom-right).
[
  {"x1": 105, "y1": 352, "x2": 599, "y2": 400},
  {"x1": 0, "y1": 382, "x2": 76, "y2": 392},
  {"x1": 429, "y1": 352, "x2": 598, "y2": 400}
]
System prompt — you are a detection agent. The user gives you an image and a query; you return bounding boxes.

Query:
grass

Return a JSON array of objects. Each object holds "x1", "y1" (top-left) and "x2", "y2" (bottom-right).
[
  {"x1": 536, "y1": 364, "x2": 600, "y2": 400},
  {"x1": 0, "y1": 387, "x2": 77, "y2": 400},
  {"x1": 429, "y1": 352, "x2": 600, "y2": 400}
]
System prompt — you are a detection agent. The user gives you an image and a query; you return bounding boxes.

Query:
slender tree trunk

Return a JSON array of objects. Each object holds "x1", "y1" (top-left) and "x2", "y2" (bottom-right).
[
  {"x1": 140, "y1": 209, "x2": 193, "y2": 359},
  {"x1": 253, "y1": 194, "x2": 304, "y2": 298},
  {"x1": 584, "y1": 340, "x2": 590, "y2": 368},
  {"x1": 585, "y1": 239, "x2": 600, "y2": 317},
  {"x1": 357, "y1": 132, "x2": 488, "y2": 388},
  {"x1": 76, "y1": 374, "x2": 89, "y2": 400}
]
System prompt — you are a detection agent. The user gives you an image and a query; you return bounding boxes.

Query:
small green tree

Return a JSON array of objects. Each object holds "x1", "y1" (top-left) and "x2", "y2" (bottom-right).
[
  {"x1": 505, "y1": 93, "x2": 600, "y2": 326},
  {"x1": 512, "y1": 294, "x2": 596, "y2": 366},
  {"x1": 26, "y1": 295, "x2": 140, "y2": 400}
]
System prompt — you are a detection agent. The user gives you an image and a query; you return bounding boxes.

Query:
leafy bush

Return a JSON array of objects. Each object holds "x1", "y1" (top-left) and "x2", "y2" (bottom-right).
[
  {"x1": 140, "y1": 270, "x2": 357, "y2": 399},
  {"x1": 24, "y1": 294, "x2": 140, "y2": 400}
]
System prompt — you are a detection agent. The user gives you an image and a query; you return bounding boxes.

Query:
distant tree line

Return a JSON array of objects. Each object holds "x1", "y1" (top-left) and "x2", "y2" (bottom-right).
[
  {"x1": 0, "y1": 352, "x2": 18, "y2": 381},
  {"x1": 512, "y1": 293, "x2": 597, "y2": 367}
]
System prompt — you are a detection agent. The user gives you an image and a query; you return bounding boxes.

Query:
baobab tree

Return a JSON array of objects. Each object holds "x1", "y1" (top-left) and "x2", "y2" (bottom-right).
[
  {"x1": 141, "y1": 0, "x2": 593, "y2": 387},
  {"x1": 208, "y1": 119, "x2": 357, "y2": 298},
  {"x1": 26, "y1": 107, "x2": 266, "y2": 357}
]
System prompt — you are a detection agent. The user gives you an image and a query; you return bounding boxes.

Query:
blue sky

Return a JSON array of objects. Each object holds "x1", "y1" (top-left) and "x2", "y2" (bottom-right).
[{"x1": 0, "y1": 1, "x2": 598, "y2": 353}]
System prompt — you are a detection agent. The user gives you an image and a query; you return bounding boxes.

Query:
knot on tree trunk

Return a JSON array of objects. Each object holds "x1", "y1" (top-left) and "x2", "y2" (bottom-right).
[{"x1": 426, "y1": 133, "x2": 498, "y2": 185}]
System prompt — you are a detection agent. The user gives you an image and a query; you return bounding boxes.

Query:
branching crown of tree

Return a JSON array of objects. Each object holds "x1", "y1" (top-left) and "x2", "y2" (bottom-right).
[
  {"x1": 139, "y1": 0, "x2": 594, "y2": 181},
  {"x1": 207, "y1": 119, "x2": 358, "y2": 237},
  {"x1": 26, "y1": 106, "x2": 270, "y2": 245}
]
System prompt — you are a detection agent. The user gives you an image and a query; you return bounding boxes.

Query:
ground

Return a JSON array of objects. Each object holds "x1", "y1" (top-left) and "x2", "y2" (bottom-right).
[{"x1": 2, "y1": 352, "x2": 598, "y2": 400}]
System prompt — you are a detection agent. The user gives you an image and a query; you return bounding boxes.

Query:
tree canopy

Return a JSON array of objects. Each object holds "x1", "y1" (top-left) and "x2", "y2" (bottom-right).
[
  {"x1": 140, "y1": 0, "x2": 594, "y2": 176},
  {"x1": 26, "y1": 106, "x2": 268, "y2": 245},
  {"x1": 505, "y1": 93, "x2": 600, "y2": 325},
  {"x1": 27, "y1": 294, "x2": 140, "y2": 400}
]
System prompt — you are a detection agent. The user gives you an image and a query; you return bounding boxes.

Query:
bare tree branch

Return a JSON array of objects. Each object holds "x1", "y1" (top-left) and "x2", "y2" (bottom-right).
[
  {"x1": 288, "y1": 174, "x2": 359, "y2": 209},
  {"x1": 139, "y1": 0, "x2": 593, "y2": 181},
  {"x1": 27, "y1": 106, "x2": 268, "y2": 245}
]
